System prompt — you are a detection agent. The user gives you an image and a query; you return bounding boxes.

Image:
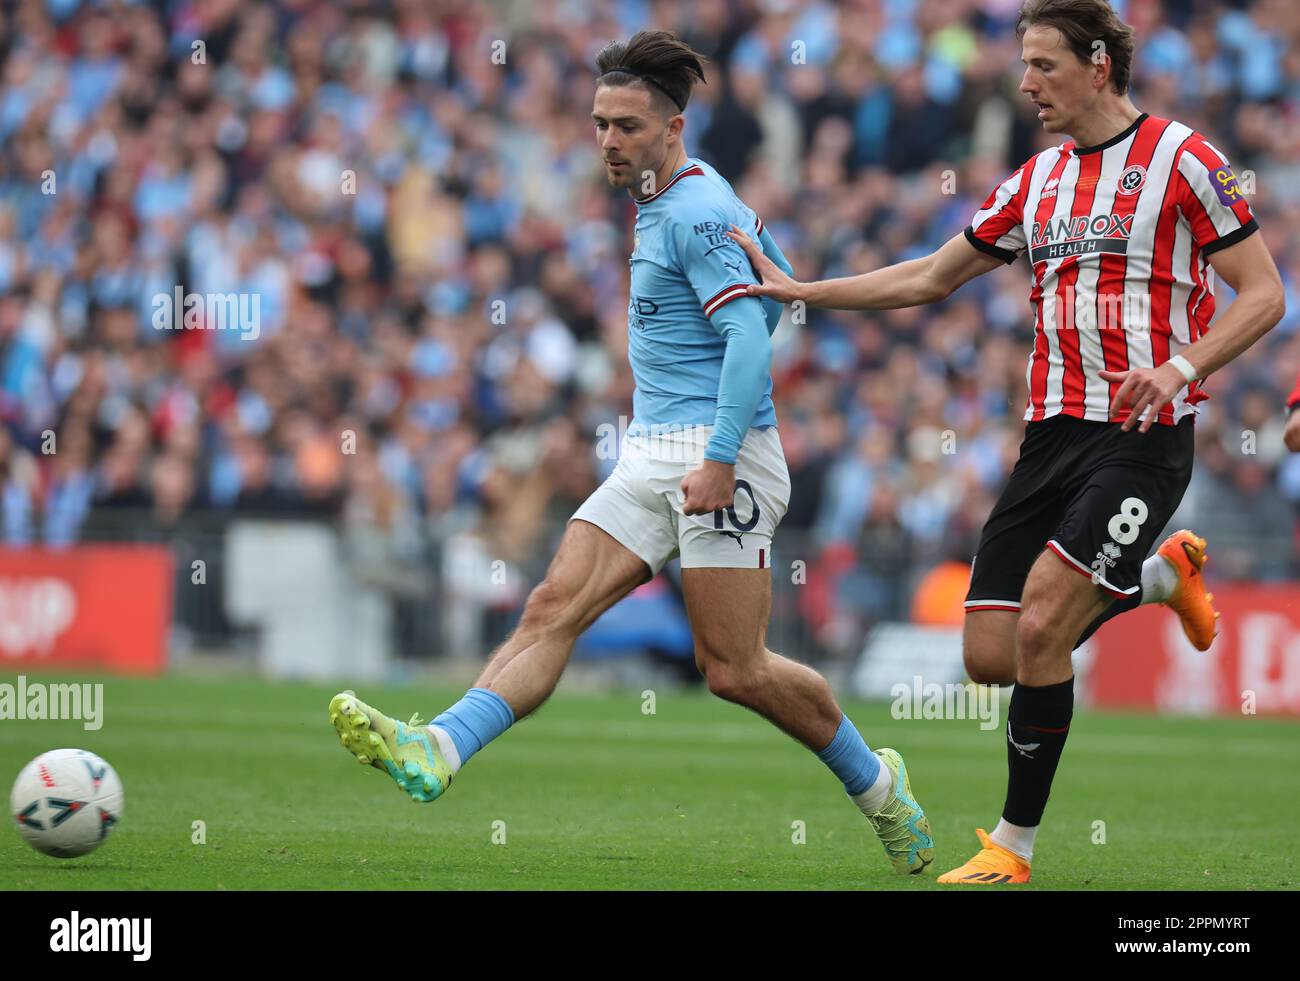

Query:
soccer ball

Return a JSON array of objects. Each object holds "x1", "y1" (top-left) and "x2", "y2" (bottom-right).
[{"x1": 10, "y1": 749, "x2": 123, "y2": 858}]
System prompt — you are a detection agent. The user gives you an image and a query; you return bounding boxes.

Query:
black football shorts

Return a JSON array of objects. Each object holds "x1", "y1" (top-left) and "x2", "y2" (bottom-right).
[{"x1": 965, "y1": 413, "x2": 1194, "y2": 611}]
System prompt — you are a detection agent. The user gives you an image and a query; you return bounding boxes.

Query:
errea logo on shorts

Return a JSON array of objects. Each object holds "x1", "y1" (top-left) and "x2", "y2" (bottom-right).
[
  {"x1": 50, "y1": 911, "x2": 151, "y2": 961},
  {"x1": 1090, "y1": 542, "x2": 1121, "y2": 583},
  {"x1": 1091, "y1": 498, "x2": 1149, "y2": 585}
]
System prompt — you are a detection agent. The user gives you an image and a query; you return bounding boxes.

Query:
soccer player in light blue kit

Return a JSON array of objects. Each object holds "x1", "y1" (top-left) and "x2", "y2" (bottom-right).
[{"x1": 328, "y1": 30, "x2": 934, "y2": 876}]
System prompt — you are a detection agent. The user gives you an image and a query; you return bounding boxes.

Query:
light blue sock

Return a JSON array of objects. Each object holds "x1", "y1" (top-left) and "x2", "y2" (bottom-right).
[
  {"x1": 431, "y1": 688, "x2": 515, "y2": 766},
  {"x1": 816, "y1": 714, "x2": 880, "y2": 796}
]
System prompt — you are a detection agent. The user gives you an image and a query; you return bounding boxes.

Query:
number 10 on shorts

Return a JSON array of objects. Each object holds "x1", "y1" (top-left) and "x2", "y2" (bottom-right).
[{"x1": 713, "y1": 479, "x2": 761, "y2": 532}]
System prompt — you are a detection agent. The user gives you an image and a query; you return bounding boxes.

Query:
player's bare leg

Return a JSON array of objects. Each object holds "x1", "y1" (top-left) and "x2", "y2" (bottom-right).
[
  {"x1": 682, "y1": 566, "x2": 837, "y2": 748},
  {"x1": 330, "y1": 519, "x2": 650, "y2": 801},
  {"x1": 474, "y1": 519, "x2": 651, "y2": 716},
  {"x1": 941, "y1": 549, "x2": 1107, "y2": 883},
  {"x1": 1016, "y1": 551, "x2": 1110, "y2": 683},
  {"x1": 682, "y1": 566, "x2": 934, "y2": 874},
  {"x1": 962, "y1": 528, "x2": 1221, "y2": 689},
  {"x1": 963, "y1": 610, "x2": 1019, "y2": 686}
]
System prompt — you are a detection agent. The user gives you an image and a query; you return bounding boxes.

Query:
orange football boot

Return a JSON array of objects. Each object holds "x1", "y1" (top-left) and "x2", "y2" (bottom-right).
[
  {"x1": 937, "y1": 828, "x2": 1032, "y2": 884},
  {"x1": 1155, "y1": 530, "x2": 1219, "y2": 651}
]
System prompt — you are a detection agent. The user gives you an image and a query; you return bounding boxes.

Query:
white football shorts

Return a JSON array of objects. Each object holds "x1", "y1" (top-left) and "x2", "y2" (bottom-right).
[{"x1": 570, "y1": 425, "x2": 790, "y2": 574}]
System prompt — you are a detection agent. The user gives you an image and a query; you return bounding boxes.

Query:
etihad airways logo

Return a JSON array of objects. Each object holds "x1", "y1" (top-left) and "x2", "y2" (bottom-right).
[{"x1": 1030, "y1": 212, "x2": 1134, "y2": 264}]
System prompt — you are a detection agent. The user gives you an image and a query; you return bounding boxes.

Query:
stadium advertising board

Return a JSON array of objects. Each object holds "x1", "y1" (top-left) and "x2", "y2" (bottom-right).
[
  {"x1": 1089, "y1": 586, "x2": 1300, "y2": 716},
  {"x1": 0, "y1": 547, "x2": 172, "y2": 675}
]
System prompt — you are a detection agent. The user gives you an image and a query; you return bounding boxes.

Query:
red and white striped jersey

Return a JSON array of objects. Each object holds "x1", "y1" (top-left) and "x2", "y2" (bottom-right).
[{"x1": 966, "y1": 112, "x2": 1258, "y2": 426}]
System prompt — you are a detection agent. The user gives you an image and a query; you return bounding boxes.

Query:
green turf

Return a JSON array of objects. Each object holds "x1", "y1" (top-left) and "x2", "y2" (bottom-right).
[{"x1": 2, "y1": 673, "x2": 1296, "y2": 890}]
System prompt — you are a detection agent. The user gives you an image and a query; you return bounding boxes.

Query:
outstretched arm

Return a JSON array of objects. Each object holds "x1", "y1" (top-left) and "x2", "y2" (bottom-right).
[{"x1": 726, "y1": 227, "x2": 1005, "y2": 310}]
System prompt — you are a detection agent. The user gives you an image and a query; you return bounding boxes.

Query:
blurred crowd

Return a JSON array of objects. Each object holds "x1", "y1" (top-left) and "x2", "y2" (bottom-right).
[{"x1": 1, "y1": 0, "x2": 1299, "y2": 656}]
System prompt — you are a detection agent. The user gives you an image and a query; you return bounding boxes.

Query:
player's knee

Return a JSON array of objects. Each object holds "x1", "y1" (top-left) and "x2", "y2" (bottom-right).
[
  {"x1": 705, "y1": 672, "x2": 750, "y2": 706},
  {"x1": 1015, "y1": 609, "x2": 1056, "y2": 663},
  {"x1": 699, "y1": 658, "x2": 755, "y2": 706},
  {"x1": 520, "y1": 578, "x2": 579, "y2": 634},
  {"x1": 963, "y1": 645, "x2": 1013, "y2": 686},
  {"x1": 962, "y1": 618, "x2": 1015, "y2": 685}
]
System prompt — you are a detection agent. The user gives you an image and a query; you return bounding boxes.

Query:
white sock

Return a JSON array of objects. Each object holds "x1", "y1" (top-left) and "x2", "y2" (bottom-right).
[
  {"x1": 989, "y1": 818, "x2": 1036, "y2": 861},
  {"x1": 1140, "y1": 553, "x2": 1179, "y2": 605},
  {"x1": 850, "y1": 761, "x2": 894, "y2": 815},
  {"x1": 427, "y1": 724, "x2": 462, "y2": 775}
]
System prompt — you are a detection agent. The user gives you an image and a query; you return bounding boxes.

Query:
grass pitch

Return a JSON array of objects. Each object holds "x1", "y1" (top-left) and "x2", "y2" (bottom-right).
[{"x1": 2, "y1": 673, "x2": 1296, "y2": 890}]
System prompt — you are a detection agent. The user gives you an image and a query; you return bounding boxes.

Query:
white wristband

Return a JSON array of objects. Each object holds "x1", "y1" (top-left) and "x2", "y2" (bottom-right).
[{"x1": 1168, "y1": 354, "x2": 1199, "y2": 384}]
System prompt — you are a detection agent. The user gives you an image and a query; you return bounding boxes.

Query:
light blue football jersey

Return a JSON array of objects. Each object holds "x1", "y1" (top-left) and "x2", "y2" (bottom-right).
[{"x1": 625, "y1": 158, "x2": 778, "y2": 443}]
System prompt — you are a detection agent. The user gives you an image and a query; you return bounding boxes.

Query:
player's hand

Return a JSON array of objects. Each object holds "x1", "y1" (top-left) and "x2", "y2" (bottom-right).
[
  {"x1": 1285, "y1": 408, "x2": 1300, "y2": 452},
  {"x1": 680, "y1": 459, "x2": 735, "y2": 516},
  {"x1": 726, "y1": 225, "x2": 803, "y2": 303},
  {"x1": 1099, "y1": 363, "x2": 1187, "y2": 433}
]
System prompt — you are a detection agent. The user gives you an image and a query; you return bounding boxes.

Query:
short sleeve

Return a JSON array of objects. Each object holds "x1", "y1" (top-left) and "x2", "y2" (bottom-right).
[
  {"x1": 669, "y1": 205, "x2": 757, "y2": 318},
  {"x1": 1174, "y1": 139, "x2": 1258, "y2": 255},
  {"x1": 965, "y1": 162, "x2": 1030, "y2": 264}
]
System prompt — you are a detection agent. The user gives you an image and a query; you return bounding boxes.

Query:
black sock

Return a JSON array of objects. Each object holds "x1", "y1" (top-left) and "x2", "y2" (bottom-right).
[
  {"x1": 1073, "y1": 588, "x2": 1142, "y2": 650},
  {"x1": 1002, "y1": 677, "x2": 1075, "y2": 827}
]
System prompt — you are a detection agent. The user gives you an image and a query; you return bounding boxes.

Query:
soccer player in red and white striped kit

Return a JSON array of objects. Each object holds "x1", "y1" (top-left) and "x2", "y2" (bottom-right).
[{"x1": 730, "y1": 0, "x2": 1286, "y2": 883}]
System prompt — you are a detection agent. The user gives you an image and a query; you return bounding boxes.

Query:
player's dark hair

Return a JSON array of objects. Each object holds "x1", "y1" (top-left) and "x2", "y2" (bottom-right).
[
  {"x1": 595, "y1": 30, "x2": 707, "y2": 116},
  {"x1": 1016, "y1": 0, "x2": 1135, "y2": 95}
]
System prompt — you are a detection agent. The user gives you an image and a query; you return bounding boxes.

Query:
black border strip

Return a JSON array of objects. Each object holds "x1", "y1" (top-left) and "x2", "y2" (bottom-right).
[
  {"x1": 1074, "y1": 112, "x2": 1149, "y2": 155},
  {"x1": 1201, "y1": 218, "x2": 1259, "y2": 257},
  {"x1": 965, "y1": 225, "x2": 1020, "y2": 264}
]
